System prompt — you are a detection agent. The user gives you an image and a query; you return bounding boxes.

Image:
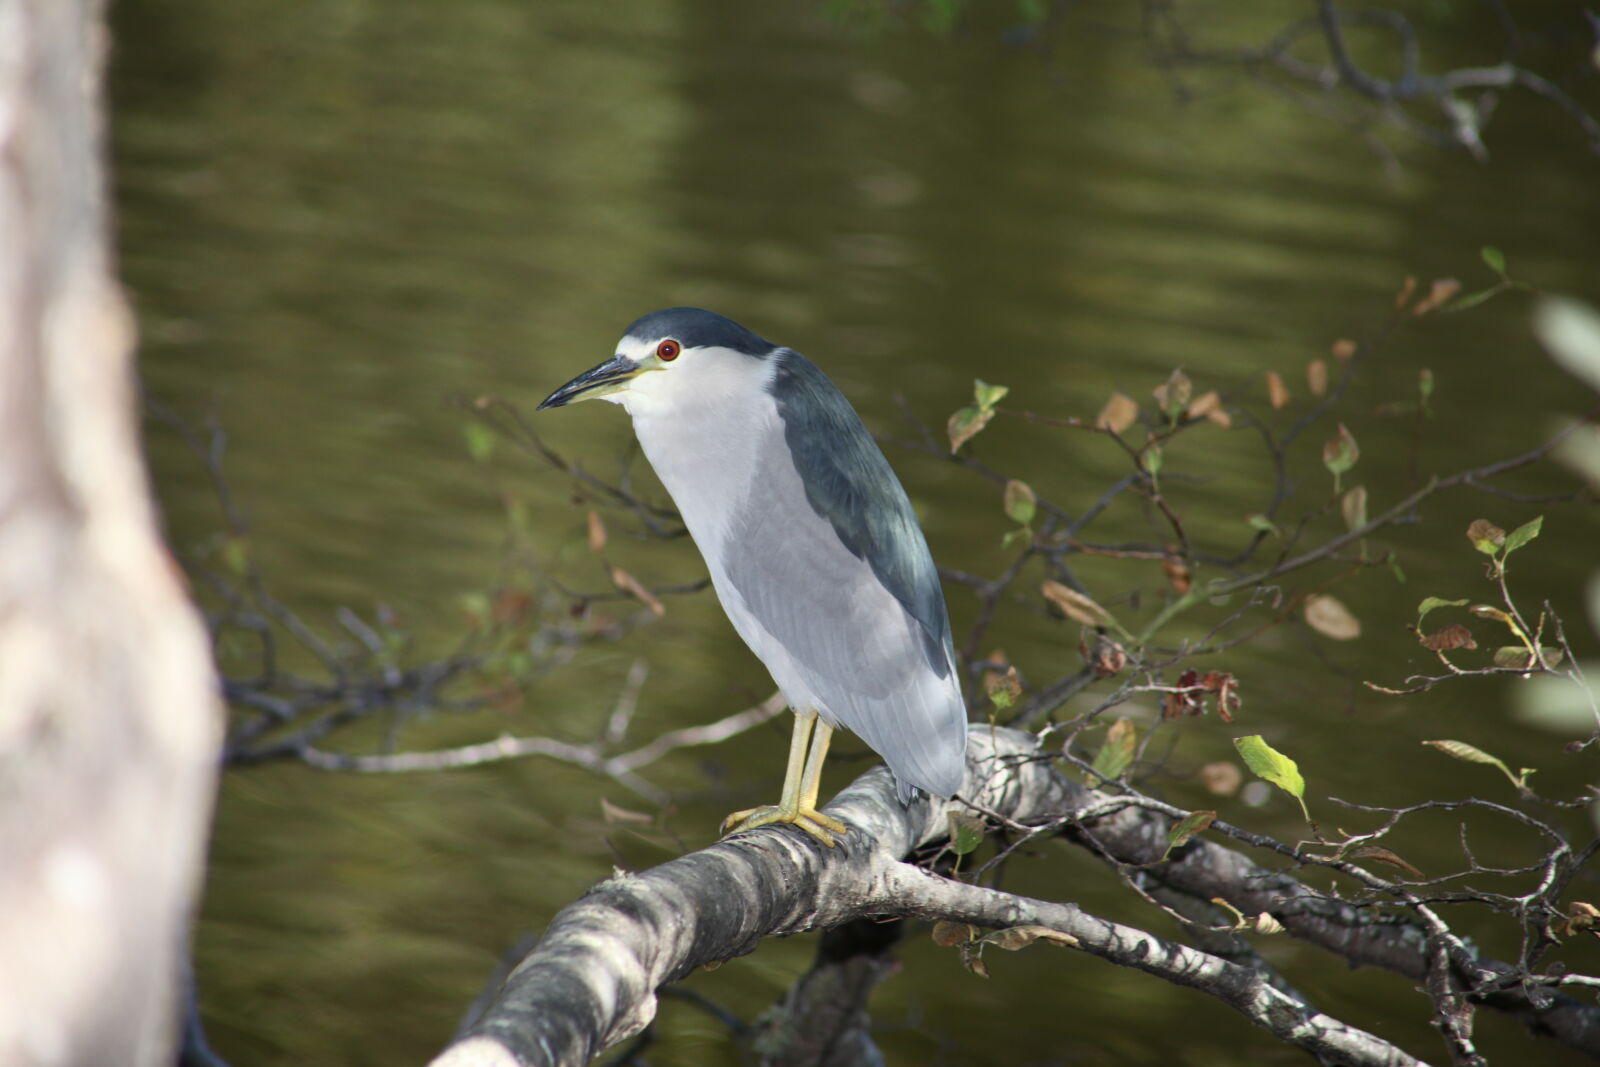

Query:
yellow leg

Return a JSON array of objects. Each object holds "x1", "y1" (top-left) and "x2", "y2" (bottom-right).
[
  {"x1": 796, "y1": 720, "x2": 834, "y2": 813},
  {"x1": 722, "y1": 709, "x2": 850, "y2": 846}
]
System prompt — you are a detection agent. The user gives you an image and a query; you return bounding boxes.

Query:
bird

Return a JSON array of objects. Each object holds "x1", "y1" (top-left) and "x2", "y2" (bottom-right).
[{"x1": 538, "y1": 308, "x2": 968, "y2": 845}]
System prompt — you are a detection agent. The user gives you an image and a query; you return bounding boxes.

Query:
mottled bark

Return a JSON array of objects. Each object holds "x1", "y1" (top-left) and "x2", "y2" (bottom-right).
[
  {"x1": 431, "y1": 729, "x2": 1432, "y2": 1067},
  {"x1": 0, "y1": 2, "x2": 222, "y2": 1064}
]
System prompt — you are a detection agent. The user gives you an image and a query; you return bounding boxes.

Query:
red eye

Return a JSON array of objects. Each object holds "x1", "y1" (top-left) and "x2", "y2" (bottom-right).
[{"x1": 656, "y1": 339, "x2": 681, "y2": 362}]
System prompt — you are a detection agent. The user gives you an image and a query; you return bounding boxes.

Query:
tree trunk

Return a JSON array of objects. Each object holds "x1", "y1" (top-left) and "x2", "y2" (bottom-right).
[{"x1": 0, "y1": 2, "x2": 222, "y2": 1064}]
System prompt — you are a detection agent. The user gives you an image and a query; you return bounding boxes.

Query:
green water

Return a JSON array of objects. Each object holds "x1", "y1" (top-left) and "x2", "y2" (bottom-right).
[{"x1": 112, "y1": 2, "x2": 1600, "y2": 1064}]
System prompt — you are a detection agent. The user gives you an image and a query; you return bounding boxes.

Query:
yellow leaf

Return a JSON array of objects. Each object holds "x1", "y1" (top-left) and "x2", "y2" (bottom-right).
[{"x1": 1096, "y1": 392, "x2": 1139, "y2": 434}]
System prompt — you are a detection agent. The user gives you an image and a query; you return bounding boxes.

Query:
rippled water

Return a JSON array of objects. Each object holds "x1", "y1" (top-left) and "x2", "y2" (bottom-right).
[{"x1": 113, "y1": 2, "x2": 1599, "y2": 1063}]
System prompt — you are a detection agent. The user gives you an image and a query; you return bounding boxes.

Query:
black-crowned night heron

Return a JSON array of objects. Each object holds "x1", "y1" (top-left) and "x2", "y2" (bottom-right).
[{"x1": 539, "y1": 308, "x2": 968, "y2": 845}]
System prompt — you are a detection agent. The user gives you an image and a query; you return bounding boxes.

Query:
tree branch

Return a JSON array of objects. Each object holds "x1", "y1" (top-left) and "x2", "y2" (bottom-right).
[{"x1": 430, "y1": 729, "x2": 1458, "y2": 1067}]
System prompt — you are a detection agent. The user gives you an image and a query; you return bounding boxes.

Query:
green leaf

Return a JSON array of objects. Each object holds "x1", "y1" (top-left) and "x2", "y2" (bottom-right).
[
  {"x1": 1422, "y1": 739, "x2": 1534, "y2": 793},
  {"x1": 947, "y1": 812, "x2": 986, "y2": 857},
  {"x1": 973, "y1": 379, "x2": 1010, "y2": 411},
  {"x1": 1090, "y1": 718, "x2": 1137, "y2": 782},
  {"x1": 1492, "y1": 646, "x2": 1564, "y2": 670},
  {"x1": 1145, "y1": 441, "x2": 1163, "y2": 479},
  {"x1": 1480, "y1": 245, "x2": 1507, "y2": 275},
  {"x1": 1234, "y1": 735, "x2": 1310, "y2": 821},
  {"x1": 1004, "y1": 480, "x2": 1037, "y2": 525},
  {"x1": 464, "y1": 421, "x2": 496, "y2": 463},
  {"x1": 1448, "y1": 288, "x2": 1501, "y2": 313},
  {"x1": 1322, "y1": 424, "x2": 1359, "y2": 483},
  {"x1": 1417, "y1": 597, "x2": 1469, "y2": 627},
  {"x1": 1535, "y1": 297, "x2": 1600, "y2": 393},
  {"x1": 1341, "y1": 485, "x2": 1368, "y2": 532},
  {"x1": 1016, "y1": 0, "x2": 1048, "y2": 24},
  {"x1": 1160, "y1": 810, "x2": 1215, "y2": 861},
  {"x1": 1466, "y1": 519, "x2": 1505, "y2": 555},
  {"x1": 1503, "y1": 515, "x2": 1544, "y2": 555},
  {"x1": 221, "y1": 536, "x2": 252, "y2": 577},
  {"x1": 1153, "y1": 369, "x2": 1192, "y2": 419},
  {"x1": 1245, "y1": 513, "x2": 1279, "y2": 536},
  {"x1": 1417, "y1": 368, "x2": 1434, "y2": 415}
]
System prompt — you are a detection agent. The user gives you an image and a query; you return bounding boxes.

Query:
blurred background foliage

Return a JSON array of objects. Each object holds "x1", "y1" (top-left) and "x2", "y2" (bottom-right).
[{"x1": 112, "y1": 1, "x2": 1598, "y2": 1063}]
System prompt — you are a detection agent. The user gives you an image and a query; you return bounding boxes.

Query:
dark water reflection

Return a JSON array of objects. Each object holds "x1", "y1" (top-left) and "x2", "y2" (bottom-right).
[{"x1": 113, "y1": 1, "x2": 1599, "y2": 1063}]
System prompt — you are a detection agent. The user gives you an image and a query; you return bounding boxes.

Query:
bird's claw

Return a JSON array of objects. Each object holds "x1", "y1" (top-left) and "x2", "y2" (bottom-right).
[{"x1": 722, "y1": 804, "x2": 849, "y2": 847}]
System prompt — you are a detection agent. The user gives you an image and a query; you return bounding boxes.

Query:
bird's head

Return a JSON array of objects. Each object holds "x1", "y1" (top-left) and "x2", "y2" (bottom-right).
[{"x1": 538, "y1": 308, "x2": 776, "y2": 417}]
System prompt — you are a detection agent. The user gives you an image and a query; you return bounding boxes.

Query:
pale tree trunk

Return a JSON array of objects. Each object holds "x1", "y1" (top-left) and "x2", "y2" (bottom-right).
[{"x1": 0, "y1": 1, "x2": 222, "y2": 1065}]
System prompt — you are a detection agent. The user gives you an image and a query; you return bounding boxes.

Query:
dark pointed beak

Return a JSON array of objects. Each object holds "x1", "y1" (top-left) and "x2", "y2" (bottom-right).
[{"x1": 537, "y1": 354, "x2": 643, "y2": 410}]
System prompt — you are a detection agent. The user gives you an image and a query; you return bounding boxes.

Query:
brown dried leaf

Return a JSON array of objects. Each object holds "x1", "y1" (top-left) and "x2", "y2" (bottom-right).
[
  {"x1": 1350, "y1": 845, "x2": 1425, "y2": 879},
  {"x1": 1412, "y1": 278, "x2": 1463, "y2": 316},
  {"x1": 1254, "y1": 913, "x2": 1285, "y2": 935},
  {"x1": 1166, "y1": 669, "x2": 1204, "y2": 718},
  {"x1": 1395, "y1": 275, "x2": 1418, "y2": 310},
  {"x1": 1161, "y1": 556, "x2": 1192, "y2": 595},
  {"x1": 1096, "y1": 392, "x2": 1139, "y2": 434},
  {"x1": 1084, "y1": 634, "x2": 1127, "y2": 679},
  {"x1": 611, "y1": 567, "x2": 666, "y2": 616},
  {"x1": 1040, "y1": 580, "x2": 1107, "y2": 626},
  {"x1": 1200, "y1": 761, "x2": 1243, "y2": 796},
  {"x1": 1419, "y1": 624, "x2": 1477, "y2": 652},
  {"x1": 1187, "y1": 390, "x2": 1232, "y2": 428},
  {"x1": 1304, "y1": 594, "x2": 1361, "y2": 640},
  {"x1": 1265, "y1": 371, "x2": 1290, "y2": 409},
  {"x1": 1331, "y1": 338, "x2": 1358, "y2": 360},
  {"x1": 931, "y1": 920, "x2": 974, "y2": 948},
  {"x1": 586, "y1": 509, "x2": 608, "y2": 554},
  {"x1": 1559, "y1": 901, "x2": 1600, "y2": 938},
  {"x1": 1306, "y1": 358, "x2": 1328, "y2": 397},
  {"x1": 1201, "y1": 670, "x2": 1242, "y2": 722}
]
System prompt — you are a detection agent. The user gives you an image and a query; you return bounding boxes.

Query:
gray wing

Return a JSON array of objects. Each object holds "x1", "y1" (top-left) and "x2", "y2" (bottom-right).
[{"x1": 714, "y1": 350, "x2": 967, "y2": 799}]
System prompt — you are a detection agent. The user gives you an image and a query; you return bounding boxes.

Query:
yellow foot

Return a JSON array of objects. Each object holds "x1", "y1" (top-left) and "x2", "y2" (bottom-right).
[{"x1": 722, "y1": 804, "x2": 849, "y2": 847}]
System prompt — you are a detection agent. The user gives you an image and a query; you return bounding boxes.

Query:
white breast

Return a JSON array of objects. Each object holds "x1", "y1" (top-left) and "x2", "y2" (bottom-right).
[{"x1": 619, "y1": 347, "x2": 781, "y2": 559}]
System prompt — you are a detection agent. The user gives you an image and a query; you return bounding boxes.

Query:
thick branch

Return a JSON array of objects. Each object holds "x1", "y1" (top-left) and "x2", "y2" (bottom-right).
[{"x1": 431, "y1": 730, "x2": 1422, "y2": 1067}]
